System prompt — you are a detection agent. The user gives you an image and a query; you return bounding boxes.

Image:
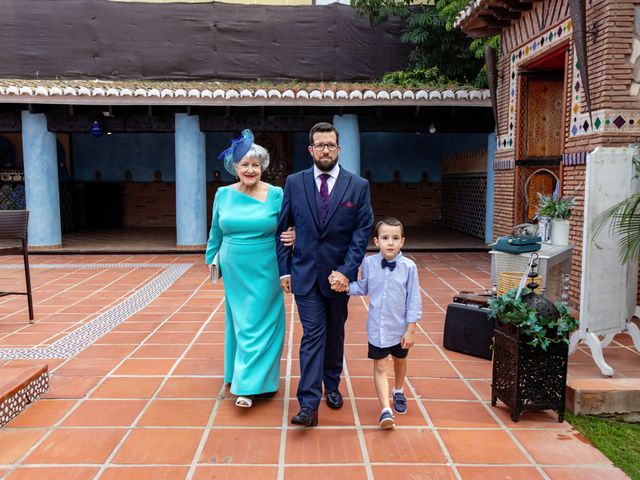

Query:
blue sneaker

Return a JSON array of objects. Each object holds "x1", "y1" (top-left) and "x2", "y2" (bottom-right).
[
  {"x1": 392, "y1": 391, "x2": 407, "y2": 414},
  {"x1": 379, "y1": 410, "x2": 395, "y2": 429}
]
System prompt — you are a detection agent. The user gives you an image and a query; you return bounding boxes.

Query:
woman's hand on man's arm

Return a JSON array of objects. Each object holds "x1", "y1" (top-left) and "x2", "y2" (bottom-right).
[{"x1": 280, "y1": 227, "x2": 295, "y2": 247}]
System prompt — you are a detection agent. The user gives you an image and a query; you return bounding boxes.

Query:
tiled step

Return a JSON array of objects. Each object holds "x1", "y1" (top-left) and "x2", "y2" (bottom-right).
[
  {"x1": 567, "y1": 378, "x2": 640, "y2": 416},
  {"x1": 0, "y1": 364, "x2": 49, "y2": 427}
]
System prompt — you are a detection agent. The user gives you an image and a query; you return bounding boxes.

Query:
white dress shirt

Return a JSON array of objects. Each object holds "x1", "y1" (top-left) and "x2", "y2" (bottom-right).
[{"x1": 313, "y1": 164, "x2": 340, "y2": 194}]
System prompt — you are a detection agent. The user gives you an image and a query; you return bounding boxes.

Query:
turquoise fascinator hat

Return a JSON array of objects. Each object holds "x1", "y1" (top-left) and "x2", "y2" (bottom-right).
[{"x1": 218, "y1": 129, "x2": 254, "y2": 176}]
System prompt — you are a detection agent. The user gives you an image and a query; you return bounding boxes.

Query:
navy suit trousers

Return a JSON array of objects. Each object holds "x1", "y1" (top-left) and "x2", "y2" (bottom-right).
[{"x1": 295, "y1": 282, "x2": 349, "y2": 411}]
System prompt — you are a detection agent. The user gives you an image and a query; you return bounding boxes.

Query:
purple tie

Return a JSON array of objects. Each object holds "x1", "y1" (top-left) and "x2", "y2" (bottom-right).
[{"x1": 319, "y1": 173, "x2": 330, "y2": 224}]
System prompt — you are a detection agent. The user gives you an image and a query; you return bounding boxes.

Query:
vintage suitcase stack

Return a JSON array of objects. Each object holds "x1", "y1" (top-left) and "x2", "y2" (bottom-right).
[{"x1": 443, "y1": 292, "x2": 494, "y2": 360}]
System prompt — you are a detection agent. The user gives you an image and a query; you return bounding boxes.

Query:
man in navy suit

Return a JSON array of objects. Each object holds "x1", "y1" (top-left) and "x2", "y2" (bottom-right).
[{"x1": 277, "y1": 122, "x2": 374, "y2": 426}]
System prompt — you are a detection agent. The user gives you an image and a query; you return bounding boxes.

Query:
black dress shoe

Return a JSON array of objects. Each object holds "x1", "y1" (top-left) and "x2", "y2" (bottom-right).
[
  {"x1": 325, "y1": 390, "x2": 344, "y2": 409},
  {"x1": 291, "y1": 408, "x2": 318, "y2": 427}
]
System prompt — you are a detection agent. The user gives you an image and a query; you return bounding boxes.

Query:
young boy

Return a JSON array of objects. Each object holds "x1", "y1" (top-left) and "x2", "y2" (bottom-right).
[{"x1": 347, "y1": 217, "x2": 422, "y2": 429}]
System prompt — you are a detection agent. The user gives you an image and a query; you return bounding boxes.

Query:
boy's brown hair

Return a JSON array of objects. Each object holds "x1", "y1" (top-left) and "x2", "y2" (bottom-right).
[{"x1": 374, "y1": 217, "x2": 404, "y2": 237}]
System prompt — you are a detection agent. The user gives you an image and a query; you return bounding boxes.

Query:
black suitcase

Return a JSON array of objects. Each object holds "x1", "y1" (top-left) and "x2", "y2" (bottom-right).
[
  {"x1": 443, "y1": 303, "x2": 493, "y2": 360},
  {"x1": 452, "y1": 291, "x2": 492, "y2": 308}
]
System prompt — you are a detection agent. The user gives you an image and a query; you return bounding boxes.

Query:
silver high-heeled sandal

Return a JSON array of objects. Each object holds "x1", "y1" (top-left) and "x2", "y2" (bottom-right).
[{"x1": 235, "y1": 396, "x2": 253, "y2": 408}]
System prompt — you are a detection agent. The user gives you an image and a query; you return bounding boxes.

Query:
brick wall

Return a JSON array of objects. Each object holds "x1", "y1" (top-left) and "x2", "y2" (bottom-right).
[
  {"x1": 490, "y1": 0, "x2": 640, "y2": 306},
  {"x1": 121, "y1": 182, "x2": 176, "y2": 227},
  {"x1": 370, "y1": 181, "x2": 442, "y2": 226},
  {"x1": 562, "y1": 165, "x2": 586, "y2": 305},
  {"x1": 493, "y1": 169, "x2": 516, "y2": 240},
  {"x1": 122, "y1": 181, "x2": 442, "y2": 229}
]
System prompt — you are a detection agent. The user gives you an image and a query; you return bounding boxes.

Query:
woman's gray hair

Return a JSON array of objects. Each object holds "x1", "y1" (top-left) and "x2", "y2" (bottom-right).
[{"x1": 240, "y1": 143, "x2": 270, "y2": 171}]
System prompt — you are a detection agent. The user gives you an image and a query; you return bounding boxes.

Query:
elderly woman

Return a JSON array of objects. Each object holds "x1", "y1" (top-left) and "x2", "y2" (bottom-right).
[{"x1": 206, "y1": 129, "x2": 293, "y2": 408}]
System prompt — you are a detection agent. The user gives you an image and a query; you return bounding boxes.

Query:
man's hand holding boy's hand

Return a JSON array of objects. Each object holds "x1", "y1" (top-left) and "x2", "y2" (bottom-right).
[
  {"x1": 401, "y1": 329, "x2": 416, "y2": 349},
  {"x1": 329, "y1": 271, "x2": 349, "y2": 292}
]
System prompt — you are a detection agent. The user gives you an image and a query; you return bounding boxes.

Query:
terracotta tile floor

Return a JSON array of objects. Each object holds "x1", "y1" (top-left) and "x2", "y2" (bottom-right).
[
  {"x1": 0, "y1": 252, "x2": 636, "y2": 480},
  {"x1": 51, "y1": 226, "x2": 487, "y2": 254}
]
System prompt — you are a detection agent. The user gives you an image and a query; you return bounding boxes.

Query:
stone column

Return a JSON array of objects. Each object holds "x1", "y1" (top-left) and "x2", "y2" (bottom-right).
[
  {"x1": 485, "y1": 131, "x2": 496, "y2": 244},
  {"x1": 175, "y1": 113, "x2": 206, "y2": 248},
  {"x1": 21, "y1": 111, "x2": 61, "y2": 248},
  {"x1": 333, "y1": 114, "x2": 361, "y2": 176}
]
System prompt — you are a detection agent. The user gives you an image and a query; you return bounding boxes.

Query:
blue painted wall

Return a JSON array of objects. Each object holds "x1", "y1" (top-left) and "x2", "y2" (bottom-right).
[
  {"x1": 72, "y1": 132, "x2": 238, "y2": 182},
  {"x1": 72, "y1": 133, "x2": 175, "y2": 182},
  {"x1": 72, "y1": 131, "x2": 489, "y2": 183},
  {"x1": 293, "y1": 132, "x2": 488, "y2": 182}
]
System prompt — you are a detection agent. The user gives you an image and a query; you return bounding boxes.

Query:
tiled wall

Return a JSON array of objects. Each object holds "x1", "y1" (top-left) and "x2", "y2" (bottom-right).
[{"x1": 442, "y1": 175, "x2": 486, "y2": 239}]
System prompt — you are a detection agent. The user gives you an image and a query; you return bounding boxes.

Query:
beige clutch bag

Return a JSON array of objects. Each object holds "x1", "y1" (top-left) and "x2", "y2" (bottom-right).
[{"x1": 210, "y1": 253, "x2": 221, "y2": 283}]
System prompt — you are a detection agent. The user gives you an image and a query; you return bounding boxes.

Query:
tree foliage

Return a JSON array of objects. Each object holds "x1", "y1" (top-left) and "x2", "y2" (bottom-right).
[{"x1": 351, "y1": 0, "x2": 498, "y2": 87}]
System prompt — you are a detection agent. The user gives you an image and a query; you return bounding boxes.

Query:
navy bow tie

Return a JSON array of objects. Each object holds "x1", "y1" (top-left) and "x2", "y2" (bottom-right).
[{"x1": 381, "y1": 258, "x2": 396, "y2": 271}]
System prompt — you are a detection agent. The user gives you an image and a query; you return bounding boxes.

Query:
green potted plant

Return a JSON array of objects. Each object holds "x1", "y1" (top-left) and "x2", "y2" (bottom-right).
[
  {"x1": 537, "y1": 186, "x2": 576, "y2": 246},
  {"x1": 488, "y1": 288, "x2": 578, "y2": 350},
  {"x1": 488, "y1": 286, "x2": 578, "y2": 422}
]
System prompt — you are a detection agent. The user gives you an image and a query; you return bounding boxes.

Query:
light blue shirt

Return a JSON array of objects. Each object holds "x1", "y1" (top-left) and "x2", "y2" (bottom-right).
[{"x1": 348, "y1": 252, "x2": 422, "y2": 348}]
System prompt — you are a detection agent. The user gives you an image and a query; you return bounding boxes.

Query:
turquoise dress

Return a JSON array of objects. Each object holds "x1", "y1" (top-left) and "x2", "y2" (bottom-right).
[{"x1": 205, "y1": 184, "x2": 285, "y2": 396}]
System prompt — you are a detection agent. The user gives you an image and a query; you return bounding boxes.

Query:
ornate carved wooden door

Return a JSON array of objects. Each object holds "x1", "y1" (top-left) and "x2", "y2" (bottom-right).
[{"x1": 516, "y1": 73, "x2": 564, "y2": 221}]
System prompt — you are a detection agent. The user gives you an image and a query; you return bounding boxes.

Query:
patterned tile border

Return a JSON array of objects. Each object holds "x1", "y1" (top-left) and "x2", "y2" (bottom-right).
[
  {"x1": 571, "y1": 109, "x2": 640, "y2": 137},
  {"x1": 497, "y1": 16, "x2": 640, "y2": 156},
  {"x1": 494, "y1": 159, "x2": 515, "y2": 171},
  {"x1": 0, "y1": 263, "x2": 192, "y2": 360},
  {"x1": 0, "y1": 370, "x2": 48, "y2": 427},
  {"x1": 497, "y1": 17, "x2": 574, "y2": 152},
  {"x1": 563, "y1": 151, "x2": 589, "y2": 166}
]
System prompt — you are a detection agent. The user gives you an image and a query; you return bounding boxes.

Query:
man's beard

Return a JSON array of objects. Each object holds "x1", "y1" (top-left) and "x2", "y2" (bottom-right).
[{"x1": 314, "y1": 155, "x2": 338, "y2": 172}]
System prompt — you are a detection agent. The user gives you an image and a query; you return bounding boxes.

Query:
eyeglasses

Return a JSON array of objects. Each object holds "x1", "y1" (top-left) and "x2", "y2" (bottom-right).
[{"x1": 311, "y1": 143, "x2": 338, "y2": 152}]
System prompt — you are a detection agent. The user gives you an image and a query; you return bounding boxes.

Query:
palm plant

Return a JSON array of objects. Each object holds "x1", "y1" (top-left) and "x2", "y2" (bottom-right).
[{"x1": 592, "y1": 147, "x2": 640, "y2": 263}]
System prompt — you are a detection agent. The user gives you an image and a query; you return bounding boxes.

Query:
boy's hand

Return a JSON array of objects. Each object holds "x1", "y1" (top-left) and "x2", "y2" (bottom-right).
[
  {"x1": 329, "y1": 271, "x2": 349, "y2": 292},
  {"x1": 401, "y1": 330, "x2": 415, "y2": 349},
  {"x1": 280, "y1": 276, "x2": 291, "y2": 293}
]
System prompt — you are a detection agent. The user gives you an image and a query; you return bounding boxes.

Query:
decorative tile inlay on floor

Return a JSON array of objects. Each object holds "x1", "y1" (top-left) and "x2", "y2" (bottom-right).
[
  {"x1": 0, "y1": 263, "x2": 192, "y2": 360},
  {"x1": 0, "y1": 368, "x2": 49, "y2": 427}
]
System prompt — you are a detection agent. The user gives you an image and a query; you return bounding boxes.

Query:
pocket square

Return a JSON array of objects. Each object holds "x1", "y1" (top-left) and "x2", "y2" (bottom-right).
[{"x1": 340, "y1": 201, "x2": 356, "y2": 208}]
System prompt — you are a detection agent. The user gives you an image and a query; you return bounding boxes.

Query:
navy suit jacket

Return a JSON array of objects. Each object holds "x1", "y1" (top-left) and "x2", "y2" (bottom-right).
[{"x1": 276, "y1": 166, "x2": 374, "y2": 297}]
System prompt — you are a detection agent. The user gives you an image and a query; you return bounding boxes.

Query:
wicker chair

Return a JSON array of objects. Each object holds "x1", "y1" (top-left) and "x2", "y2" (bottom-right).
[{"x1": 0, "y1": 210, "x2": 34, "y2": 323}]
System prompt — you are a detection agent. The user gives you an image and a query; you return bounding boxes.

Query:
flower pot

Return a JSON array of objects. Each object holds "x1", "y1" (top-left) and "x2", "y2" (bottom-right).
[
  {"x1": 537, "y1": 216, "x2": 551, "y2": 243},
  {"x1": 550, "y1": 219, "x2": 570, "y2": 246}
]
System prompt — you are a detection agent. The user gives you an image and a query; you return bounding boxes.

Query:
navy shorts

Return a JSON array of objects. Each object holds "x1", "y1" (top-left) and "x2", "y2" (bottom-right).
[{"x1": 368, "y1": 342, "x2": 409, "y2": 360}]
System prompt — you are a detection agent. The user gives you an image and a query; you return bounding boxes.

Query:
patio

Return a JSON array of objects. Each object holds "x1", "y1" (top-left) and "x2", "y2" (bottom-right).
[{"x1": 0, "y1": 252, "x2": 633, "y2": 479}]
